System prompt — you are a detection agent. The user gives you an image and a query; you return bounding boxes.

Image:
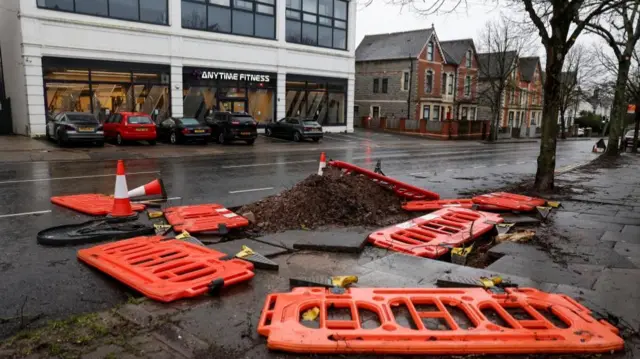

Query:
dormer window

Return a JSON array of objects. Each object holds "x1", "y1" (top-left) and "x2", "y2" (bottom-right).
[
  {"x1": 427, "y1": 42, "x2": 434, "y2": 61},
  {"x1": 466, "y1": 49, "x2": 472, "y2": 67}
]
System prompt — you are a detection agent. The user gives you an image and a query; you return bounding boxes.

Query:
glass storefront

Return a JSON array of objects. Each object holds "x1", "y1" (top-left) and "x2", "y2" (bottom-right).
[
  {"x1": 285, "y1": 74, "x2": 346, "y2": 125},
  {"x1": 182, "y1": 67, "x2": 276, "y2": 124},
  {"x1": 42, "y1": 57, "x2": 170, "y2": 123}
]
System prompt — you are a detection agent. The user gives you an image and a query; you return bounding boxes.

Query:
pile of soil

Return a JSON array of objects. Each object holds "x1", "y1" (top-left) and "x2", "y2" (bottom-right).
[{"x1": 238, "y1": 167, "x2": 413, "y2": 233}]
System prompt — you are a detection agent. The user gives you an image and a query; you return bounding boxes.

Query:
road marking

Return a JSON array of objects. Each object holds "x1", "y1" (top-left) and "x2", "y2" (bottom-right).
[
  {"x1": 0, "y1": 171, "x2": 160, "y2": 185},
  {"x1": 516, "y1": 161, "x2": 526, "y2": 164},
  {"x1": 445, "y1": 169, "x2": 455, "y2": 172},
  {"x1": 229, "y1": 187, "x2": 274, "y2": 194},
  {"x1": 0, "y1": 210, "x2": 52, "y2": 218},
  {"x1": 222, "y1": 160, "x2": 316, "y2": 168},
  {"x1": 472, "y1": 165, "x2": 487, "y2": 169},
  {"x1": 496, "y1": 163, "x2": 507, "y2": 167}
]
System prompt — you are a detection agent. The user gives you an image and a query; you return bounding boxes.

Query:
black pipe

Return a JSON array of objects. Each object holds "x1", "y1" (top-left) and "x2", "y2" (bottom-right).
[{"x1": 407, "y1": 56, "x2": 413, "y2": 121}]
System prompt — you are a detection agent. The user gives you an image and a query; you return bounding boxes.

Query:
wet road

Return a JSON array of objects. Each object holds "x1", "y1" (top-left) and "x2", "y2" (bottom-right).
[{"x1": 0, "y1": 130, "x2": 597, "y2": 337}]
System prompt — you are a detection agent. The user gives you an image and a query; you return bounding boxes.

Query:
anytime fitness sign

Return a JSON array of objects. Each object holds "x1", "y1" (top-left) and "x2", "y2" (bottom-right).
[{"x1": 195, "y1": 69, "x2": 270, "y2": 83}]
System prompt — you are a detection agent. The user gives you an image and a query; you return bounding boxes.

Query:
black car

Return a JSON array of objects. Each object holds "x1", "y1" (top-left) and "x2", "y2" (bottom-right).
[
  {"x1": 265, "y1": 117, "x2": 323, "y2": 142},
  {"x1": 46, "y1": 112, "x2": 104, "y2": 146},
  {"x1": 157, "y1": 117, "x2": 210, "y2": 144},
  {"x1": 204, "y1": 112, "x2": 258, "y2": 145}
]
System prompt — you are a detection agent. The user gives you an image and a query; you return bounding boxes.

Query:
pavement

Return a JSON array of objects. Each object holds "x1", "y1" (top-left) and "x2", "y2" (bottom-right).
[{"x1": 1, "y1": 129, "x2": 631, "y2": 358}]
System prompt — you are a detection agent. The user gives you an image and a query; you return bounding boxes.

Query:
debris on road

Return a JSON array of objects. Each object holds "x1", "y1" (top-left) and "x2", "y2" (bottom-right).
[
  {"x1": 472, "y1": 192, "x2": 546, "y2": 212},
  {"x1": 241, "y1": 211, "x2": 256, "y2": 224},
  {"x1": 153, "y1": 223, "x2": 172, "y2": 235},
  {"x1": 450, "y1": 243, "x2": 473, "y2": 265},
  {"x1": 436, "y1": 275, "x2": 513, "y2": 290},
  {"x1": 402, "y1": 198, "x2": 475, "y2": 211},
  {"x1": 147, "y1": 210, "x2": 163, "y2": 219},
  {"x1": 495, "y1": 222, "x2": 515, "y2": 235},
  {"x1": 289, "y1": 275, "x2": 358, "y2": 289},
  {"x1": 496, "y1": 230, "x2": 536, "y2": 243},
  {"x1": 235, "y1": 245, "x2": 279, "y2": 270},
  {"x1": 128, "y1": 178, "x2": 167, "y2": 200},
  {"x1": 50, "y1": 193, "x2": 146, "y2": 216},
  {"x1": 164, "y1": 204, "x2": 249, "y2": 233},
  {"x1": 238, "y1": 167, "x2": 411, "y2": 233},
  {"x1": 37, "y1": 217, "x2": 154, "y2": 246}
]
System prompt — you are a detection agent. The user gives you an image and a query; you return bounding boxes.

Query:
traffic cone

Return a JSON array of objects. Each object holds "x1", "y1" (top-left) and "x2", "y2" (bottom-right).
[
  {"x1": 592, "y1": 144, "x2": 598, "y2": 153},
  {"x1": 128, "y1": 178, "x2": 167, "y2": 200},
  {"x1": 109, "y1": 160, "x2": 135, "y2": 217},
  {"x1": 317, "y1": 152, "x2": 327, "y2": 175}
]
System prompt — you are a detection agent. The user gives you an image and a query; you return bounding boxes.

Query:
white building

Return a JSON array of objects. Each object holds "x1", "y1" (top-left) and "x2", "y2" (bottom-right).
[{"x1": 0, "y1": 0, "x2": 356, "y2": 136}]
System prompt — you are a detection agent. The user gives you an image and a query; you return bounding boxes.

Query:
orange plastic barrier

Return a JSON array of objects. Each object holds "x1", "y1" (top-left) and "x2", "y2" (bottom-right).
[
  {"x1": 164, "y1": 204, "x2": 249, "y2": 233},
  {"x1": 51, "y1": 194, "x2": 145, "y2": 216},
  {"x1": 77, "y1": 235, "x2": 254, "y2": 302},
  {"x1": 472, "y1": 192, "x2": 546, "y2": 212},
  {"x1": 368, "y1": 208, "x2": 503, "y2": 258},
  {"x1": 403, "y1": 199, "x2": 475, "y2": 212},
  {"x1": 258, "y1": 287, "x2": 624, "y2": 355},
  {"x1": 328, "y1": 160, "x2": 440, "y2": 200}
]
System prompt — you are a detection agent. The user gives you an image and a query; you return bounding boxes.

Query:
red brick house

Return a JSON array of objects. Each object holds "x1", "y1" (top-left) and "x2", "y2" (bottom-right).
[
  {"x1": 502, "y1": 57, "x2": 543, "y2": 135},
  {"x1": 440, "y1": 39, "x2": 480, "y2": 122}
]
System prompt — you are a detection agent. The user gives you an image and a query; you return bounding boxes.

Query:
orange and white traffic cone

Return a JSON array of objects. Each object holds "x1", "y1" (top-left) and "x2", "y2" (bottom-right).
[
  {"x1": 109, "y1": 160, "x2": 135, "y2": 217},
  {"x1": 318, "y1": 152, "x2": 327, "y2": 175},
  {"x1": 128, "y1": 179, "x2": 167, "y2": 200}
]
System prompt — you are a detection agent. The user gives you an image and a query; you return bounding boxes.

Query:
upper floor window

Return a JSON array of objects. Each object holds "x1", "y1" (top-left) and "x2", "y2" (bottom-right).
[
  {"x1": 286, "y1": 0, "x2": 347, "y2": 50},
  {"x1": 441, "y1": 73, "x2": 446, "y2": 94},
  {"x1": 427, "y1": 42, "x2": 434, "y2": 61},
  {"x1": 401, "y1": 71, "x2": 409, "y2": 91},
  {"x1": 381, "y1": 78, "x2": 388, "y2": 93},
  {"x1": 373, "y1": 78, "x2": 379, "y2": 93},
  {"x1": 465, "y1": 50, "x2": 473, "y2": 68},
  {"x1": 182, "y1": 0, "x2": 275, "y2": 39},
  {"x1": 448, "y1": 73, "x2": 453, "y2": 95},
  {"x1": 464, "y1": 76, "x2": 471, "y2": 97},
  {"x1": 425, "y1": 70, "x2": 433, "y2": 93},
  {"x1": 37, "y1": 0, "x2": 168, "y2": 25}
]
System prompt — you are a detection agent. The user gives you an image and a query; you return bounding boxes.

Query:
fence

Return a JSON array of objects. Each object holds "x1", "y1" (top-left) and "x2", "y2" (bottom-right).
[{"x1": 404, "y1": 119, "x2": 419, "y2": 131}]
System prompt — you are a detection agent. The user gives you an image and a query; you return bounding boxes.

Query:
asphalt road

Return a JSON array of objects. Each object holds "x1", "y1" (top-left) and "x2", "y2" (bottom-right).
[{"x1": 0, "y1": 130, "x2": 597, "y2": 338}]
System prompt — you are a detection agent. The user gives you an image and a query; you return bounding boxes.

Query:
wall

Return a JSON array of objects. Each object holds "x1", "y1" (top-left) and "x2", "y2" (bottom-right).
[
  {"x1": 0, "y1": 0, "x2": 28, "y2": 134},
  {"x1": 11, "y1": 0, "x2": 357, "y2": 135},
  {"x1": 355, "y1": 59, "x2": 411, "y2": 120}
]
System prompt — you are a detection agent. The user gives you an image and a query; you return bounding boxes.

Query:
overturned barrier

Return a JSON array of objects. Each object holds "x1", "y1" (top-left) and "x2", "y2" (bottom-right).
[
  {"x1": 472, "y1": 192, "x2": 546, "y2": 212},
  {"x1": 164, "y1": 204, "x2": 249, "y2": 233},
  {"x1": 258, "y1": 287, "x2": 624, "y2": 355},
  {"x1": 403, "y1": 198, "x2": 475, "y2": 212}
]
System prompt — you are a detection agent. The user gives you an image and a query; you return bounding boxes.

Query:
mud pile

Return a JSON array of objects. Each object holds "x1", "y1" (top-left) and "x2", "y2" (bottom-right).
[{"x1": 239, "y1": 167, "x2": 412, "y2": 233}]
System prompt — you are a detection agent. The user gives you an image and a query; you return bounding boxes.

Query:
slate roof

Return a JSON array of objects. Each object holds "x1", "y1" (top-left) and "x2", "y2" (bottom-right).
[
  {"x1": 356, "y1": 29, "x2": 434, "y2": 62},
  {"x1": 477, "y1": 51, "x2": 518, "y2": 80},
  {"x1": 440, "y1": 39, "x2": 474, "y2": 65},
  {"x1": 519, "y1": 57, "x2": 540, "y2": 82}
]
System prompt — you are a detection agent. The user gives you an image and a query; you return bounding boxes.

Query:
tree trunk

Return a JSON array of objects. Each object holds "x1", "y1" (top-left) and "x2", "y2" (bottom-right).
[
  {"x1": 560, "y1": 111, "x2": 566, "y2": 139},
  {"x1": 489, "y1": 110, "x2": 500, "y2": 142},
  {"x1": 633, "y1": 99, "x2": 640, "y2": 153},
  {"x1": 534, "y1": 43, "x2": 563, "y2": 192},
  {"x1": 606, "y1": 59, "x2": 632, "y2": 156}
]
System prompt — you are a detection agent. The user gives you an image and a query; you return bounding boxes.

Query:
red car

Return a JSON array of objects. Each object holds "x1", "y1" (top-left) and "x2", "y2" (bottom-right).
[{"x1": 103, "y1": 112, "x2": 157, "y2": 145}]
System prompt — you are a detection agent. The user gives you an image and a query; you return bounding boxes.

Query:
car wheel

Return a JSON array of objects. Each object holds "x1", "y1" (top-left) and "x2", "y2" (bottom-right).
[
  {"x1": 148, "y1": 140, "x2": 157, "y2": 146},
  {"x1": 265, "y1": 128, "x2": 273, "y2": 137},
  {"x1": 219, "y1": 133, "x2": 226, "y2": 145},
  {"x1": 46, "y1": 126, "x2": 51, "y2": 141},
  {"x1": 293, "y1": 131, "x2": 302, "y2": 142},
  {"x1": 57, "y1": 131, "x2": 65, "y2": 147},
  {"x1": 116, "y1": 133, "x2": 123, "y2": 146},
  {"x1": 312, "y1": 137, "x2": 320, "y2": 142},
  {"x1": 170, "y1": 132, "x2": 177, "y2": 145},
  {"x1": 246, "y1": 139, "x2": 255, "y2": 145}
]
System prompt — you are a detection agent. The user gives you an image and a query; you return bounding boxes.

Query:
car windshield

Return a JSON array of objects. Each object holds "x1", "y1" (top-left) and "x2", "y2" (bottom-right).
[
  {"x1": 128, "y1": 116, "x2": 153, "y2": 124},
  {"x1": 303, "y1": 120, "x2": 319, "y2": 125},
  {"x1": 232, "y1": 116, "x2": 254, "y2": 123},
  {"x1": 180, "y1": 118, "x2": 200, "y2": 125},
  {"x1": 66, "y1": 114, "x2": 98, "y2": 124}
]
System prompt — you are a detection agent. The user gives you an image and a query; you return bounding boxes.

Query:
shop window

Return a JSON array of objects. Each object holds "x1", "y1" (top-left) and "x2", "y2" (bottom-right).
[
  {"x1": 285, "y1": 75, "x2": 346, "y2": 126},
  {"x1": 182, "y1": 0, "x2": 275, "y2": 39},
  {"x1": 38, "y1": 0, "x2": 167, "y2": 25},
  {"x1": 286, "y1": 0, "x2": 348, "y2": 50}
]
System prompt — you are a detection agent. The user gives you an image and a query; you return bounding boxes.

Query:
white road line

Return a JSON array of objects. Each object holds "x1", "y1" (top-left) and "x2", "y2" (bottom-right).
[
  {"x1": 222, "y1": 160, "x2": 316, "y2": 168},
  {"x1": 229, "y1": 187, "x2": 274, "y2": 194},
  {"x1": 472, "y1": 165, "x2": 487, "y2": 169},
  {"x1": 496, "y1": 163, "x2": 507, "y2": 167},
  {"x1": 0, "y1": 171, "x2": 160, "y2": 185},
  {"x1": 445, "y1": 169, "x2": 455, "y2": 172},
  {"x1": 516, "y1": 161, "x2": 526, "y2": 164},
  {"x1": 0, "y1": 210, "x2": 52, "y2": 219}
]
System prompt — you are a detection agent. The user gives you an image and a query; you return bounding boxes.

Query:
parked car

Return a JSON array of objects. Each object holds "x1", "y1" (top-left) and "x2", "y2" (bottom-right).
[
  {"x1": 157, "y1": 117, "x2": 210, "y2": 144},
  {"x1": 46, "y1": 112, "x2": 104, "y2": 147},
  {"x1": 265, "y1": 117, "x2": 323, "y2": 142},
  {"x1": 103, "y1": 112, "x2": 157, "y2": 145},
  {"x1": 204, "y1": 112, "x2": 258, "y2": 145},
  {"x1": 577, "y1": 128, "x2": 585, "y2": 137},
  {"x1": 622, "y1": 129, "x2": 638, "y2": 149}
]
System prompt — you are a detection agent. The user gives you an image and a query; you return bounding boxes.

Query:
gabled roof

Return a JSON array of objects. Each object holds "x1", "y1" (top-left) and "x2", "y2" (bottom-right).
[
  {"x1": 477, "y1": 51, "x2": 518, "y2": 80},
  {"x1": 519, "y1": 57, "x2": 540, "y2": 82},
  {"x1": 356, "y1": 29, "x2": 434, "y2": 62},
  {"x1": 440, "y1": 39, "x2": 475, "y2": 65}
]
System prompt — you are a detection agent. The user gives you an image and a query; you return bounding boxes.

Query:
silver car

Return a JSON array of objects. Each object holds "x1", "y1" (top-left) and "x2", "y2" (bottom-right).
[{"x1": 46, "y1": 112, "x2": 104, "y2": 147}]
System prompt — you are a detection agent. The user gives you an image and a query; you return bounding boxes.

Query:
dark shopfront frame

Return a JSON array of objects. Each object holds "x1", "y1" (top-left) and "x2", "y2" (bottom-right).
[
  {"x1": 42, "y1": 57, "x2": 171, "y2": 122},
  {"x1": 286, "y1": 74, "x2": 347, "y2": 126},
  {"x1": 183, "y1": 67, "x2": 277, "y2": 124}
]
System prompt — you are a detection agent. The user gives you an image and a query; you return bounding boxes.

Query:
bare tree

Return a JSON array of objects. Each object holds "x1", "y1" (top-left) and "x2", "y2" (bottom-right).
[
  {"x1": 628, "y1": 50, "x2": 640, "y2": 152},
  {"x1": 586, "y1": 1, "x2": 640, "y2": 155},
  {"x1": 476, "y1": 17, "x2": 531, "y2": 142},
  {"x1": 557, "y1": 44, "x2": 594, "y2": 139}
]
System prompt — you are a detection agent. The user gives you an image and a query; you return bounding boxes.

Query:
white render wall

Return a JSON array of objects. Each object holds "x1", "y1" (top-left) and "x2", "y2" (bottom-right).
[{"x1": 0, "y1": 0, "x2": 356, "y2": 136}]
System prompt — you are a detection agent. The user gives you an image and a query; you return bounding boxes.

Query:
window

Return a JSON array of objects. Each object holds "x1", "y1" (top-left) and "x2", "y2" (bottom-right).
[
  {"x1": 38, "y1": 0, "x2": 168, "y2": 24},
  {"x1": 425, "y1": 70, "x2": 433, "y2": 94},
  {"x1": 285, "y1": 76, "x2": 346, "y2": 125},
  {"x1": 464, "y1": 76, "x2": 471, "y2": 97},
  {"x1": 427, "y1": 42, "x2": 434, "y2": 61},
  {"x1": 372, "y1": 105, "x2": 380, "y2": 119},
  {"x1": 286, "y1": 0, "x2": 347, "y2": 49},
  {"x1": 182, "y1": 0, "x2": 275, "y2": 39},
  {"x1": 381, "y1": 78, "x2": 388, "y2": 93},
  {"x1": 466, "y1": 49, "x2": 473, "y2": 68},
  {"x1": 401, "y1": 71, "x2": 409, "y2": 91},
  {"x1": 508, "y1": 111, "x2": 514, "y2": 127},
  {"x1": 461, "y1": 107, "x2": 468, "y2": 120},
  {"x1": 441, "y1": 73, "x2": 446, "y2": 94},
  {"x1": 373, "y1": 79, "x2": 379, "y2": 93},
  {"x1": 432, "y1": 105, "x2": 440, "y2": 121},
  {"x1": 469, "y1": 107, "x2": 476, "y2": 121},
  {"x1": 530, "y1": 112, "x2": 536, "y2": 126},
  {"x1": 448, "y1": 73, "x2": 453, "y2": 95},
  {"x1": 423, "y1": 105, "x2": 430, "y2": 120}
]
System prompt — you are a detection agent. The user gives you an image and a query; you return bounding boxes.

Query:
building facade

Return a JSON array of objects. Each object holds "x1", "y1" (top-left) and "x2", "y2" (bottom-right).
[
  {"x1": 354, "y1": 28, "x2": 479, "y2": 127},
  {"x1": 0, "y1": 0, "x2": 356, "y2": 136}
]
